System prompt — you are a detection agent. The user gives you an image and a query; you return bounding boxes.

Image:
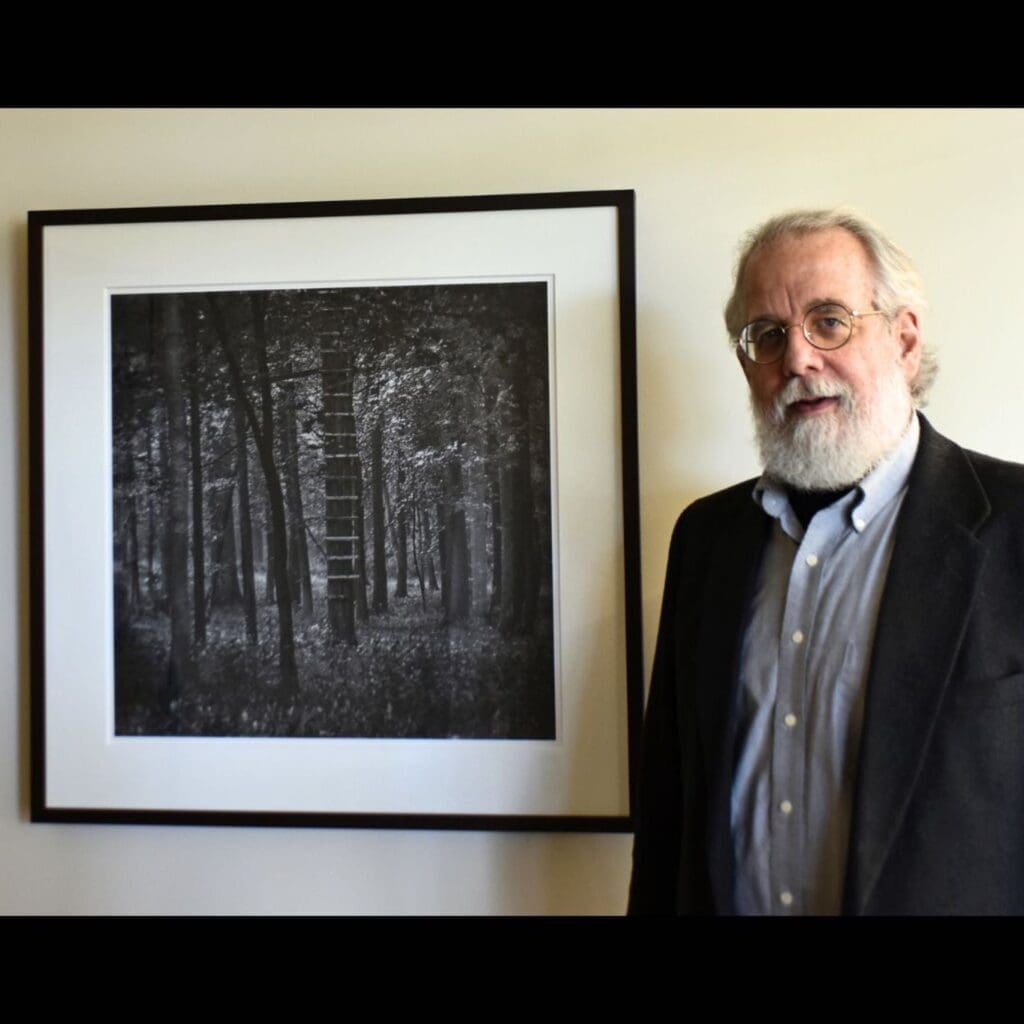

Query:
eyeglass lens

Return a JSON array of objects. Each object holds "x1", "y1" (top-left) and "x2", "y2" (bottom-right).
[{"x1": 741, "y1": 303, "x2": 853, "y2": 364}]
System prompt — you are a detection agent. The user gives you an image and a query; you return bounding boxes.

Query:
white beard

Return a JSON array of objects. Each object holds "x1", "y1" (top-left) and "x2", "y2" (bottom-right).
[{"x1": 750, "y1": 369, "x2": 913, "y2": 491}]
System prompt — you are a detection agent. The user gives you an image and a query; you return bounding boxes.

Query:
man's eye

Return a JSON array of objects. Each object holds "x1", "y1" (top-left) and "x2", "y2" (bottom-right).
[
  {"x1": 808, "y1": 312, "x2": 850, "y2": 340},
  {"x1": 808, "y1": 305, "x2": 851, "y2": 335},
  {"x1": 755, "y1": 325, "x2": 784, "y2": 344}
]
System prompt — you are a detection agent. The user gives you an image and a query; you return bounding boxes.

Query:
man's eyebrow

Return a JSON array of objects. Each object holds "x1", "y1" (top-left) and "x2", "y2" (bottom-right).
[{"x1": 748, "y1": 297, "x2": 849, "y2": 321}]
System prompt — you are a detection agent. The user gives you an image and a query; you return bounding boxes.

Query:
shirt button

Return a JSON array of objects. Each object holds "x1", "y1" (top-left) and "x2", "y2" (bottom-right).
[
  {"x1": 780, "y1": 799, "x2": 793, "y2": 814},
  {"x1": 792, "y1": 630, "x2": 804, "y2": 645},
  {"x1": 805, "y1": 554, "x2": 818, "y2": 567},
  {"x1": 780, "y1": 891, "x2": 794, "y2": 907},
  {"x1": 784, "y1": 713, "x2": 797, "y2": 728}
]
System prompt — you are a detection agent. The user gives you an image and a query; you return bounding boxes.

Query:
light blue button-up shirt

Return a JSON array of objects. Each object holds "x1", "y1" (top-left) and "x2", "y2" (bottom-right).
[{"x1": 731, "y1": 414, "x2": 921, "y2": 915}]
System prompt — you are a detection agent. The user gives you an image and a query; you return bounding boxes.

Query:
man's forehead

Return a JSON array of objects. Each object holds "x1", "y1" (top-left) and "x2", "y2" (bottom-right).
[
  {"x1": 748, "y1": 226, "x2": 869, "y2": 270},
  {"x1": 741, "y1": 227, "x2": 875, "y2": 313}
]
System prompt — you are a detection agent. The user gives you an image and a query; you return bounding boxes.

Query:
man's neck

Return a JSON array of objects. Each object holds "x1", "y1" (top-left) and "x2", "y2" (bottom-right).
[{"x1": 787, "y1": 486, "x2": 854, "y2": 530}]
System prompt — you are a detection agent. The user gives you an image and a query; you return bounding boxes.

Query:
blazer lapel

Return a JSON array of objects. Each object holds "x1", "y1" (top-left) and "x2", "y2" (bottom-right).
[
  {"x1": 695, "y1": 489, "x2": 771, "y2": 914},
  {"x1": 844, "y1": 416, "x2": 991, "y2": 914}
]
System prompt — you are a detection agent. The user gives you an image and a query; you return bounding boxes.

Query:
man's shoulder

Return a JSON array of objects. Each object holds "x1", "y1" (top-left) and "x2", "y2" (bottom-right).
[
  {"x1": 916, "y1": 416, "x2": 1024, "y2": 526},
  {"x1": 660, "y1": 477, "x2": 764, "y2": 588},
  {"x1": 962, "y1": 445, "x2": 1024, "y2": 503},
  {"x1": 922, "y1": 416, "x2": 1024, "y2": 497},
  {"x1": 670, "y1": 477, "x2": 761, "y2": 540},
  {"x1": 961, "y1": 448, "x2": 1024, "y2": 537},
  {"x1": 683, "y1": 476, "x2": 758, "y2": 513}
]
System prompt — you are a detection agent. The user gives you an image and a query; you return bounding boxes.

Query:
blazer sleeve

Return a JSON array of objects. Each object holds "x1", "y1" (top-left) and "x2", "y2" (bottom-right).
[{"x1": 627, "y1": 507, "x2": 711, "y2": 914}]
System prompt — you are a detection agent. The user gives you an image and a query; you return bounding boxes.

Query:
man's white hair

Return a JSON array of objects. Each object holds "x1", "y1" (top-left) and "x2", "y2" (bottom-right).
[{"x1": 723, "y1": 207, "x2": 938, "y2": 406}]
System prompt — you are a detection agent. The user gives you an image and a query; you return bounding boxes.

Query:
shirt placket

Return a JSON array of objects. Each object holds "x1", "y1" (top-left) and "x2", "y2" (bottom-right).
[{"x1": 769, "y1": 512, "x2": 835, "y2": 914}]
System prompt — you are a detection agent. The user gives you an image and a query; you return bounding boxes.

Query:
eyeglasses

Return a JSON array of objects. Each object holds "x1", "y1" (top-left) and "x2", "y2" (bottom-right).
[{"x1": 736, "y1": 302, "x2": 887, "y2": 364}]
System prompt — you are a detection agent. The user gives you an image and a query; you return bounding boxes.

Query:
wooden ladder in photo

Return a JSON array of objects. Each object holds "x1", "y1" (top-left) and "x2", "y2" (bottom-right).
[{"x1": 320, "y1": 333, "x2": 360, "y2": 645}]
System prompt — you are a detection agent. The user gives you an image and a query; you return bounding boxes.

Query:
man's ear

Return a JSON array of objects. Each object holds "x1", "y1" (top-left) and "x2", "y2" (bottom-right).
[{"x1": 895, "y1": 307, "x2": 922, "y2": 383}]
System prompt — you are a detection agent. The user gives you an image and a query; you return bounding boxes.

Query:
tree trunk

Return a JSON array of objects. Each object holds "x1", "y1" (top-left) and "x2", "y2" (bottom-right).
[
  {"x1": 265, "y1": 525, "x2": 275, "y2": 602},
  {"x1": 279, "y1": 332, "x2": 314, "y2": 617},
  {"x1": 488, "y1": 450, "x2": 502, "y2": 622},
  {"x1": 123, "y1": 433, "x2": 142, "y2": 612},
  {"x1": 440, "y1": 457, "x2": 471, "y2": 624},
  {"x1": 394, "y1": 465, "x2": 408, "y2": 599},
  {"x1": 209, "y1": 481, "x2": 242, "y2": 606},
  {"x1": 499, "y1": 364, "x2": 538, "y2": 636},
  {"x1": 252, "y1": 292, "x2": 297, "y2": 693},
  {"x1": 370, "y1": 414, "x2": 388, "y2": 613},
  {"x1": 114, "y1": 450, "x2": 124, "y2": 567},
  {"x1": 485, "y1": 409, "x2": 503, "y2": 621},
  {"x1": 410, "y1": 496, "x2": 427, "y2": 611},
  {"x1": 188, "y1": 373, "x2": 207, "y2": 644},
  {"x1": 145, "y1": 410, "x2": 157, "y2": 606},
  {"x1": 235, "y1": 396, "x2": 258, "y2": 644},
  {"x1": 469, "y1": 462, "x2": 488, "y2": 617},
  {"x1": 436, "y1": 500, "x2": 447, "y2": 613},
  {"x1": 422, "y1": 505, "x2": 439, "y2": 592},
  {"x1": 253, "y1": 515, "x2": 264, "y2": 565},
  {"x1": 158, "y1": 294, "x2": 195, "y2": 699},
  {"x1": 355, "y1": 456, "x2": 370, "y2": 622},
  {"x1": 208, "y1": 291, "x2": 297, "y2": 696}
]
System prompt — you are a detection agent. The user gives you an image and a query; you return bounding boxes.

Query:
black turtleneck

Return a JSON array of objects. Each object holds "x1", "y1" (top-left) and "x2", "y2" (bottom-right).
[{"x1": 787, "y1": 486, "x2": 854, "y2": 530}]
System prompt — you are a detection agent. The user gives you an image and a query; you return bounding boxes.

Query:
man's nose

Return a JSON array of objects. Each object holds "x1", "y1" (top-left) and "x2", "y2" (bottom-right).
[{"x1": 781, "y1": 324, "x2": 825, "y2": 377}]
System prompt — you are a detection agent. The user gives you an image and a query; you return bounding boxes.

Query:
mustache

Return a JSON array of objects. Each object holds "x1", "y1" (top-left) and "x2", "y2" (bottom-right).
[{"x1": 770, "y1": 378, "x2": 853, "y2": 420}]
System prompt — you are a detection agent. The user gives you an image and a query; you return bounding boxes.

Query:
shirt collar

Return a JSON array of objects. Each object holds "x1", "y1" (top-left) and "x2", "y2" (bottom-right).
[{"x1": 752, "y1": 412, "x2": 921, "y2": 536}]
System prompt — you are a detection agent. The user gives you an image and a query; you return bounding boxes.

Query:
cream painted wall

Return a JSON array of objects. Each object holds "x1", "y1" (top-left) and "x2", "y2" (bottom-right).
[{"x1": 4, "y1": 108, "x2": 1022, "y2": 914}]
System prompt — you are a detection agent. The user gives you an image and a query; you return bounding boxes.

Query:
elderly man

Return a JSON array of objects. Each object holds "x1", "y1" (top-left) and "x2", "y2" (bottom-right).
[{"x1": 629, "y1": 209, "x2": 1024, "y2": 915}]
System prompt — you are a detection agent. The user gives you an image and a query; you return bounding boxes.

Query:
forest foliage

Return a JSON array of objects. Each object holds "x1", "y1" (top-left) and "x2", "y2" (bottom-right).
[{"x1": 111, "y1": 282, "x2": 555, "y2": 739}]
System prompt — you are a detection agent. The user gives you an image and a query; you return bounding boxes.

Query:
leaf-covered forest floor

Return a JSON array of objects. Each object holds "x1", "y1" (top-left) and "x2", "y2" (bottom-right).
[{"x1": 114, "y1": 587, "x2": 556, "y2": 740}]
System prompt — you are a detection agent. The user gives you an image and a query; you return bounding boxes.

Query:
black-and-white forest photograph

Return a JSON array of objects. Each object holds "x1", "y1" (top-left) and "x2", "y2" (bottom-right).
[{"x1": 111, "y1": 281, "x2": 556, "y2": 740}]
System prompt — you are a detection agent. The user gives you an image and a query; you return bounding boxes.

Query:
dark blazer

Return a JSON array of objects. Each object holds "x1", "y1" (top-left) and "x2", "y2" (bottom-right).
[{"x1": 628, "y1": 416, "x2": 1024, "y2": 915}]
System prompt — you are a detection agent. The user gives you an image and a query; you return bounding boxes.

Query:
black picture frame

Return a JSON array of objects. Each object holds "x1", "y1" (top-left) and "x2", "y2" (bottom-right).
[{"x1": 29, "y1": 190, "x2": 641, "y2": 831}]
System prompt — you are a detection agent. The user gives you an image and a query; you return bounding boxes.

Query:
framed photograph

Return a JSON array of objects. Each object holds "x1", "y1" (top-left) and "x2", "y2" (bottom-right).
[{"x1": 29, "y1": 190, "x2": 641, "y2": 830}]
